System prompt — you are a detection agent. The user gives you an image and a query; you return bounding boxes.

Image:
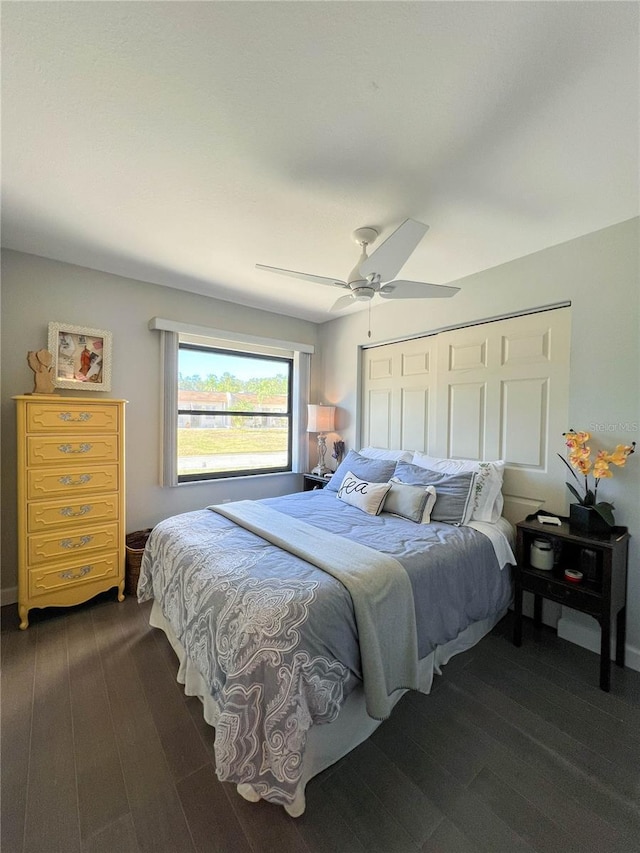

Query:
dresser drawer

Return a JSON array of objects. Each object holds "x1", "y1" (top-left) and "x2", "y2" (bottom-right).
[
  {"x1": 27, "y1": 402, "x2": 120, "y2": 433},
  {"x1": 28, "y1": 494, "x2": 119, "y2": 533},
  {"x1": 29, "y1": 553, "x2": 120, "y2": 598},
  {"x1": 27, "y1": 464, "x2": 119, "y2": 500},
  {"x1": 27, "y1": 434, "x2": 119, "y2": 467},
  {"x1": 520, "y1": 571, "x2": 602, "y2": 615},
  {"x1": 28, "y1": 521, "x2": 119, "y2": 566}
]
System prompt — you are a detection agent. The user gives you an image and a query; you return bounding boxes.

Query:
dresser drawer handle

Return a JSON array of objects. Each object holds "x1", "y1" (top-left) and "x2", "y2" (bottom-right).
[
  {"x1": 60, "y1": 505, "x2": 93, "y2": 518},
  {"x1": 59, "y1": 565, "x2": 92, "y2": 580},
  {"x1": 60, "y1": 535, "x2": 94, "y2": 549},
  {"x1": 58, "y1": 474, "x2": 92, "y2": 487},
  {"x1": 58, "y1": 443, "x2": 93, "y2": 454},
  {"x1": 58, "y1": 412, "x2": 92, "y2": 422}
]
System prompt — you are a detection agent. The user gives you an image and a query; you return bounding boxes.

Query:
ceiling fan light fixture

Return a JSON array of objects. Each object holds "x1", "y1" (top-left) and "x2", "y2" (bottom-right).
[{"x1": 353, "y1": 286, "x2": 376, "y2": 301}]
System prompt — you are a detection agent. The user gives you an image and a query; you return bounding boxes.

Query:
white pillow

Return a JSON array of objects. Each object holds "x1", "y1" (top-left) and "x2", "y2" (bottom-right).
[
  {"x1": 358, "y1": 446, "x2": 414, "y2": 463},
  {"x1": 411, "y1": 452, "x2": 504, "y2": 523},
  {"x1": 386, "y1": 479, "x2": 437, "y2": 523},
  {"x1": 336, "y1": 471, "x2": 391, "y2": 515}
]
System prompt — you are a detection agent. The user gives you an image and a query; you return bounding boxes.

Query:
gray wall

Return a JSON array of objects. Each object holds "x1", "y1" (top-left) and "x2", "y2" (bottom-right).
[
  {"x1": 3, "y1": 221, "x2": 639, "y2": 669},
  {"x1": 319, "y1": 218, "x2": 640, "y2": 668},
  {"x1": 1, "y1": 251, "x2": 319, "y2": 598}
]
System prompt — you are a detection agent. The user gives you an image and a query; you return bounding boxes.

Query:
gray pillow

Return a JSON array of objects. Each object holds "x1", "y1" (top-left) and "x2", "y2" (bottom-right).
[
  {"x1": 325, "y1": 450, "x2": 397, "y2": 492},
  {"x1": 392, "y1": 460, "x2": 476, "y2": 525},
  {"x1": 383, "y1": 480, "x2": 431, "y2": 523}
]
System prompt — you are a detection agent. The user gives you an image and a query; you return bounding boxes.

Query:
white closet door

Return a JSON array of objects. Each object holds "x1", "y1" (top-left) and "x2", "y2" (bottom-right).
[
  {"x1": 361, "y1": 308, "x2": 571, "y2": 522},
  {"x1": 435, "y1": 309, "x2": 571, "y2": 521},
  {"x1": 361, "y1": 336, "x2": 436, "y2": 453}
]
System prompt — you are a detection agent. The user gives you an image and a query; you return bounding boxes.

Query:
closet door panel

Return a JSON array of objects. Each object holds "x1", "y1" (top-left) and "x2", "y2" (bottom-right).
[
  {"x1": 366, "y1": 390, "x2": 393, "y2": 449},
  {"x1": 446, "y1": 382, "x2": 486, "y2": 461},
  {"x1": 500, "y1": 377, "x2": 549, "y2": 469},
  {"x1": 400, "y1": 388, "x2": 429, "y2": 453}
]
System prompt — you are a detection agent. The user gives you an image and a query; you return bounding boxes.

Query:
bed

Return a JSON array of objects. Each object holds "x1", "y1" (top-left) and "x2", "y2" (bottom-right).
[{"x1": 138, "y1": 450, "x2": 515, "y2": 816}]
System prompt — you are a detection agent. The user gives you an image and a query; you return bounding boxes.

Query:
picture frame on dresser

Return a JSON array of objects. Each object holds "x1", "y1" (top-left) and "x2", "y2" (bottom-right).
[{"x1": 47, "y1": 321, "x2": 112, "y2": 391}]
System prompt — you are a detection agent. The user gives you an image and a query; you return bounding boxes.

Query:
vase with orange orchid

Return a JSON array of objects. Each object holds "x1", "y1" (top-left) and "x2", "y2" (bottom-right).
[{"x1": 559, "y1": 429, "x2": 636, "y2": 528}]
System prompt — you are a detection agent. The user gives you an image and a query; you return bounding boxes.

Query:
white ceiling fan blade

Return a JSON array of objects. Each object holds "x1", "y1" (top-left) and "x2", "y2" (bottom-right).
[
  {"x1": 359, "y1": 219, "x2": 429, "y2": 282},
  {"x1": 379, "y1": 280, "x2": 460, "y2": 299},
  {"x1": 331, "y1": 294, "x2": 357, "y2": 311},
  {"x1": 256, "y1": 264, "x2": 348, "y2": 288}
]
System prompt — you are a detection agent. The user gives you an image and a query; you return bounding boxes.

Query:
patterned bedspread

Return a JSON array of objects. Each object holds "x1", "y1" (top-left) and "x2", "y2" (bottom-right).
[{"x1": 137, "y1": 489, "x2": 512, "y2": 806}]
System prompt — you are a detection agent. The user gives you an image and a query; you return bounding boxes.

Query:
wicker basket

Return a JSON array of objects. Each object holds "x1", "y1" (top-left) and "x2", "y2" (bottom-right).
[{"x1": 125, "y1": 528, "x2": 153, "y2": 596}]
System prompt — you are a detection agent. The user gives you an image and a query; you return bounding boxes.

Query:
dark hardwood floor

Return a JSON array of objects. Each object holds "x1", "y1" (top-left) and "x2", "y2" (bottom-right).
[{"x1": 2, "y1": 594, "x2": 640, "y2": 853}]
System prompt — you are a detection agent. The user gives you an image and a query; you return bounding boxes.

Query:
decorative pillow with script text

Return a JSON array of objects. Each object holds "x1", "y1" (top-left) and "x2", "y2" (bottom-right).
[{"x1": 336, "y1": 471, "x2": 391, "y2": 515}]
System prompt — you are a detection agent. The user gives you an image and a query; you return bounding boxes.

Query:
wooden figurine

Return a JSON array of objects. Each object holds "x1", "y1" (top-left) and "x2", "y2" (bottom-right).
[{"x1": 27, "y1": 349, "x2": 56, "y2": 394}]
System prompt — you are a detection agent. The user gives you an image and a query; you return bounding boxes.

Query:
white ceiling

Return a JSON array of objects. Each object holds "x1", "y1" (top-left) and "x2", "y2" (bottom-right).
[{"x1": 2, "y1": 2, "x2": 638, "y2": 323}]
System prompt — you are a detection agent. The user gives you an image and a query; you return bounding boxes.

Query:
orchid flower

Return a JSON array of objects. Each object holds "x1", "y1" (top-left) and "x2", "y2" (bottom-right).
[{"x1": 559, "y1": 429, "x2": 636, "y2": 527}]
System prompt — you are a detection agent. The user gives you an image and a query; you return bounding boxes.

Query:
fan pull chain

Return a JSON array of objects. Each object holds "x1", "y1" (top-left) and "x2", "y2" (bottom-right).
[{"x1": 368, "y1": 301, "x2": 372, "y2": 338}]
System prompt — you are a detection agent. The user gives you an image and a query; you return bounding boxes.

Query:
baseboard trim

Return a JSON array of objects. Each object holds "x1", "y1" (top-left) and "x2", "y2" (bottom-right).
[
  {"x1": 1, "y1": 586, "x2": 18, "y2": 607},
  {"x1": 557, "y1": 613, "x2": 640, "y2": 673},
  {"x1": 626, "y1": 644, "x2": 640, "y2": 673}
]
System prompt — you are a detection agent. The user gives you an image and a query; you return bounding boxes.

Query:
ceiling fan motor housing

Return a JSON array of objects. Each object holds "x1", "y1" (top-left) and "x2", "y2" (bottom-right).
[{"x1": 352, "y1": 285, "x2": 376, "y2": 301}]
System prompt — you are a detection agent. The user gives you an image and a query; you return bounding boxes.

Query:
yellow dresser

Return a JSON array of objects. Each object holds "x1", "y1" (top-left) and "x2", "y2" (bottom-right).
[{"x1": 14, "y1": 395, "x2": 126, "y2": 629}]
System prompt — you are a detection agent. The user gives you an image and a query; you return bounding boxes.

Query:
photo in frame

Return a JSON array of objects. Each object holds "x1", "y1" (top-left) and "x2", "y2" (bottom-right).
[{"x1": 47, "y1": 322, "x2": 112, "y2": 391}]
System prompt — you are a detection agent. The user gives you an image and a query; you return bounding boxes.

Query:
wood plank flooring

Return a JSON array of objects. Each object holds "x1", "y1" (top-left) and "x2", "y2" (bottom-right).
[{"x1": 2, "y1": 594, "x2": 639, "y2": 853}]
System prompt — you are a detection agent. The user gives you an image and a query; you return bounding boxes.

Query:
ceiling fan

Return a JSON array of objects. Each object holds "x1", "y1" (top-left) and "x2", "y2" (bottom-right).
[{"x1": 256, "y1": 219, "x2": 460, "y2": 311}]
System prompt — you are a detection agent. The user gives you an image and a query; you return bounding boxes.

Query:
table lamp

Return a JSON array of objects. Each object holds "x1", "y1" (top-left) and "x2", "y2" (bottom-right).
[{"x1": 307, "y1": 404, "x2": 336, "y2": 476}]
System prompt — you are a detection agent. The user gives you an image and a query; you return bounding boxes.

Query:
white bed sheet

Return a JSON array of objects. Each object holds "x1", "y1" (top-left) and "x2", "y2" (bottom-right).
[{"x1": 467, "y1": 516, "x2": 516, "y2": 569}]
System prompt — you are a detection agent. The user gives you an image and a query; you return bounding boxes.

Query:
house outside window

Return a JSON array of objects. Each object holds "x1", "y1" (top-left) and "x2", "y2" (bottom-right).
[{"x1": 177, "y1": 343, "x2": 293, "y2": 481}]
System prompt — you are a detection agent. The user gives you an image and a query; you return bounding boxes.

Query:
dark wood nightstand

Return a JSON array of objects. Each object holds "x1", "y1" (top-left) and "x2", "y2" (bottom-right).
[
  {"x1": 302, "y1": 473, "x2": 331, "y2": 491},
  {"x1": 513, "y1": 517, "x2": 629, "y2": 691}
]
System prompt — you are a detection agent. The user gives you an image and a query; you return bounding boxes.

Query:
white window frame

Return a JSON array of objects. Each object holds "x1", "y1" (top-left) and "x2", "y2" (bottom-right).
[{"x1": 149, "y1": 318, "x2": 313, "y2": 486}]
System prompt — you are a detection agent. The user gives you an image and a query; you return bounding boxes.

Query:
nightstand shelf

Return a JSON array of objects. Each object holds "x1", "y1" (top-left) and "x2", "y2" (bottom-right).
[
  {"x1": 513, "y1": 517, "x2": 629, "y2": 692},
  {"x1": 302, "y1": 473, "x2": 331, "y2": 491}
]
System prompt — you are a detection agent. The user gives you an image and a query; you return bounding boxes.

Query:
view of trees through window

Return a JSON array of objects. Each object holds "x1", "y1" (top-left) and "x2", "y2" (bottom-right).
[{"x1": 177, "y1": 344, "x2": 292, "y2": 480}]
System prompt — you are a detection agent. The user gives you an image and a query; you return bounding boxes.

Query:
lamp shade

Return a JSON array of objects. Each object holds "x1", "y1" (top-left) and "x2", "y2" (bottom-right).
[{"x1": 307, "y1": 404, "x2": 335, "y2": 433}]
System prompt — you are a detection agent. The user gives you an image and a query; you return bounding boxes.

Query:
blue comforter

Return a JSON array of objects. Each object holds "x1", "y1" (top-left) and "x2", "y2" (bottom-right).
[{"x1": 138, "y1": 489, "x2": 512, "y2": 806}]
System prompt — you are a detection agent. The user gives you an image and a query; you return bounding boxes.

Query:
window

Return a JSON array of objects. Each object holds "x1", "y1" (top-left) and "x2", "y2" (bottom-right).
[
  {"x1": 177, "y1": 343, "x2": 293, "y2": 481},
  {"x1": 150, "y1": 317, "x2": 313, "y2": 486}
]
